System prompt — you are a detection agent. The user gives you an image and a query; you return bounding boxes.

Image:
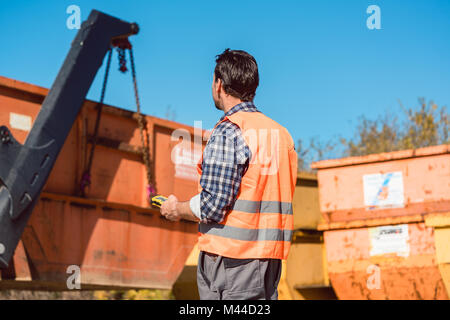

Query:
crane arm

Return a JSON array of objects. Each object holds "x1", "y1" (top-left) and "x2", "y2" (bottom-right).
[{"x1": 0, "y1": 10, "x2": 139, "y2": 268}]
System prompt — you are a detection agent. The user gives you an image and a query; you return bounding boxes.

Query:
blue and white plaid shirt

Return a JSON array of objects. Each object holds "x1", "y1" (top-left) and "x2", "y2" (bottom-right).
[{"x1": 199, "y1": 102, "x2": 259, "y2": 223}]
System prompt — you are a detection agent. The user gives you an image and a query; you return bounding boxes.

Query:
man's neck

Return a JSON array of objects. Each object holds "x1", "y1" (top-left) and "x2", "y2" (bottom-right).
[{"x1": 222, "y1": 98, "x2": 244, "y2": 114}]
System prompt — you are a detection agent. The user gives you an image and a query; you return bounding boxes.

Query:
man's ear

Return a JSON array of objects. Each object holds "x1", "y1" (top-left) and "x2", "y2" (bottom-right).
[{"x1": 216, "y1": 78, "x2": 223, "y2": 97}]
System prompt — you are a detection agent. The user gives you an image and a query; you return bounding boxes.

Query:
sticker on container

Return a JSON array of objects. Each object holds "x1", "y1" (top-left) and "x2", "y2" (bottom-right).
[
  {"x1": 369, "y1": 224, "x2": 410, "y2": 257},
  {"x1": 363, "y1": 171, "x2": 404, "y2": 210},
  {"x1": 9, "y1": 112, "x2": 32, "y2": 131},
  {"x1": 172, "y1": 143, "x2": 202, "y2": 181}
]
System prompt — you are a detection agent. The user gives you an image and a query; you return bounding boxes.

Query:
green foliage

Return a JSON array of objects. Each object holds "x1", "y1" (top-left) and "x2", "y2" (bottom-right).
[
  {"x1": 343, "y1": 98, "x2": 448, "y2": 157},
  {"x1": 297, "y1": 98, "x2": 449, "y2": 170},
  {"x1": 342, "y1": 113, "x2": 400, "y2": 157},
  {"x1": 399, "y1": 98, "x2": 449, "y2": 150}
]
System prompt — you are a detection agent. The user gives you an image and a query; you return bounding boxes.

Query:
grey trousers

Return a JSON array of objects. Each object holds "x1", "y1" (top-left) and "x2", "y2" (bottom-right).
[{"x1": 197, "y1": 251, "x2": 282, "y2": 300}]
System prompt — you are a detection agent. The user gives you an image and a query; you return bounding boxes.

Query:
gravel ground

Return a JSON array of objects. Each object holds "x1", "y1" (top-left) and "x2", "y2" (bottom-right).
[
  {"x1": 0, "y1": 289, "x2": 174, "y2": 300},
  {"x1": 0, "y1": 290, "x2": 96, "y2": 300}
]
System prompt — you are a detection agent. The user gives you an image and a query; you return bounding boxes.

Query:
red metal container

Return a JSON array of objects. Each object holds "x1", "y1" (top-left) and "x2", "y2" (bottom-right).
[
  {"x1": 312, "y1": 145, "x2": 450, "y2": 299},
  {"x1": 0, "y1": 76, "x2": 206, "y2": 290}
]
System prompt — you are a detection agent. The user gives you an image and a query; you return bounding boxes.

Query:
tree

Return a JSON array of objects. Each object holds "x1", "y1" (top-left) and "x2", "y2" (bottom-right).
[
  {"x1": 297, "y1": 98, "x2": 449, "y2": 171},
  {"x1": 297, "y1": 136, "x2": 339, "y2": 172},
  {"x1": 296, "y1": 138, "x2": 310, "y2": 172},
  {"x1": 341, "y1": 113, "x2": 400, "y2": 157},
  {"x1": 399, "y1": 98, "x2": 448, "y2": 150}
]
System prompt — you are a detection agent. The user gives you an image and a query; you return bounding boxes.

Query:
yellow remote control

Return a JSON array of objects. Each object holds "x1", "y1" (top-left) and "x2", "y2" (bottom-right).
[{"x1": 151, "y1": 195, "x2": 167, "y2": 208}]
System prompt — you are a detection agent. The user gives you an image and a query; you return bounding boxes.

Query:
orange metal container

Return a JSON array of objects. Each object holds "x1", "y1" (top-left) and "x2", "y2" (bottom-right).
[
  {"x1": 312, "y1": 145, "x2": 450, "y2": 299},
  {"x1": 0, "y1": 76, "x2": 206, "y2": 290}
]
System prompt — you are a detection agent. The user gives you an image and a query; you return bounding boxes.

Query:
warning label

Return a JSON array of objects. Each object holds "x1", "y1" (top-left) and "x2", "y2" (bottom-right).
[
  {"x1": 363, "y1": 171, "x2": 404, "y2": 210},
  {"x1": 172, "y1": 144, "x2": 202, "y2": 181},
  {"x1": 9, "y1": 112, "x2": 32, "y2": 131},
  {"x1": 369, "y1": 224, "x2": 410, "y2": 257}
]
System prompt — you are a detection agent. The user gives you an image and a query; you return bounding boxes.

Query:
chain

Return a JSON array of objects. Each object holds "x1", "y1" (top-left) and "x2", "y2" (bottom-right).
[
  {"x1": 117, "y1": 49, "x2": 128, "y2": 72},
  {"x1": 79, "y1": 39, "x2": 155, "y2": 202},
  {"x1": 128, "y1": 47, "x2": 155, "y2": 200},
  {"x1": 112, "y1": 37, "x2": 131, "y2": 73},
  {"x1": 79, "y1": 47, "x2": 113, "y2": 196}
]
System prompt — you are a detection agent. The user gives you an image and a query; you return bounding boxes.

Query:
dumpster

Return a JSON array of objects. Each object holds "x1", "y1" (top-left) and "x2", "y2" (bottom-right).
[
  {"x1": 0, "y1": 75, "x2": 206, "y2": 290},
  {"x1": 285, "y1": 172, "x2": 336, "y2": 300},
  {"x1": 311, "y1": 144, "x2": 450, "y2": 299},
  {"x1": 425, "y1": 212, "x2": 450, "y2": 297}
]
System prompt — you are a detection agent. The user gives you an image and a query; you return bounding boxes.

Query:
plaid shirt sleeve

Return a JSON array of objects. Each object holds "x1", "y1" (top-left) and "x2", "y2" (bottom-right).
[{"x1": 199, "y1": 120, "x2": 251, "y2": 223}]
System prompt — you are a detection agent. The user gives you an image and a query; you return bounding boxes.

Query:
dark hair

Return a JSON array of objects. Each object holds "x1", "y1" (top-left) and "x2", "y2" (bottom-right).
[{"x1": 214, "y1": 49, "x2": 259, "y2": 102}]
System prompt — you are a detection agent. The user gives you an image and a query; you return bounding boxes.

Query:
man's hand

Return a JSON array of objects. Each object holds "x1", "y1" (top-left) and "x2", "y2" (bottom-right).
[{"x1": 160, "y1": 195, "x2": 181, "y2": 222}]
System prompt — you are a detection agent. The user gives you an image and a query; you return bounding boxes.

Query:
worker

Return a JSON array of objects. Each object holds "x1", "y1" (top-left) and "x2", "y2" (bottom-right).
[{"x1": 160, "y1": 49, "x2": 298, "y2": 300}]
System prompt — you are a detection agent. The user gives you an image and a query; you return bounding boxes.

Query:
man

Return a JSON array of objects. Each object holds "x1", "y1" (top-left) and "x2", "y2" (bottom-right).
[{"x1": 160, "y1": 49, "x2": 298, "y2": 300}]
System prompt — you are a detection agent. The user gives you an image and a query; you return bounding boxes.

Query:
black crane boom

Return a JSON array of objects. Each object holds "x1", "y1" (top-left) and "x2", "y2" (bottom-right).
[{"x1": 0, "y1": 10, "x2": 139, "y2": 268}]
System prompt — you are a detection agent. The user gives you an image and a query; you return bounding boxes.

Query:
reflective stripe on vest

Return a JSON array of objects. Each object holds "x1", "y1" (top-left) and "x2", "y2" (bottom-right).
[
  {"x1": 232, "y1": 199, "x2": 293, "y2": 215},
  {"x1": 199, "y1": 223, "x2": 293, "y2": 242}
]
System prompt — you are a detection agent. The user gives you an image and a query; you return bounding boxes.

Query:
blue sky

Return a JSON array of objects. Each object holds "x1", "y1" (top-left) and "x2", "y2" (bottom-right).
[{"x1": 1, "y1": 0, "x2": 449, "y2": 147}]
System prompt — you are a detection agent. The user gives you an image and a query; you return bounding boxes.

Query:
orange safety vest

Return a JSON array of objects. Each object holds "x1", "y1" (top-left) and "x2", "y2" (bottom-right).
[{"x1": 197, "y1": 110, "x2": 298, "y2": 260}]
